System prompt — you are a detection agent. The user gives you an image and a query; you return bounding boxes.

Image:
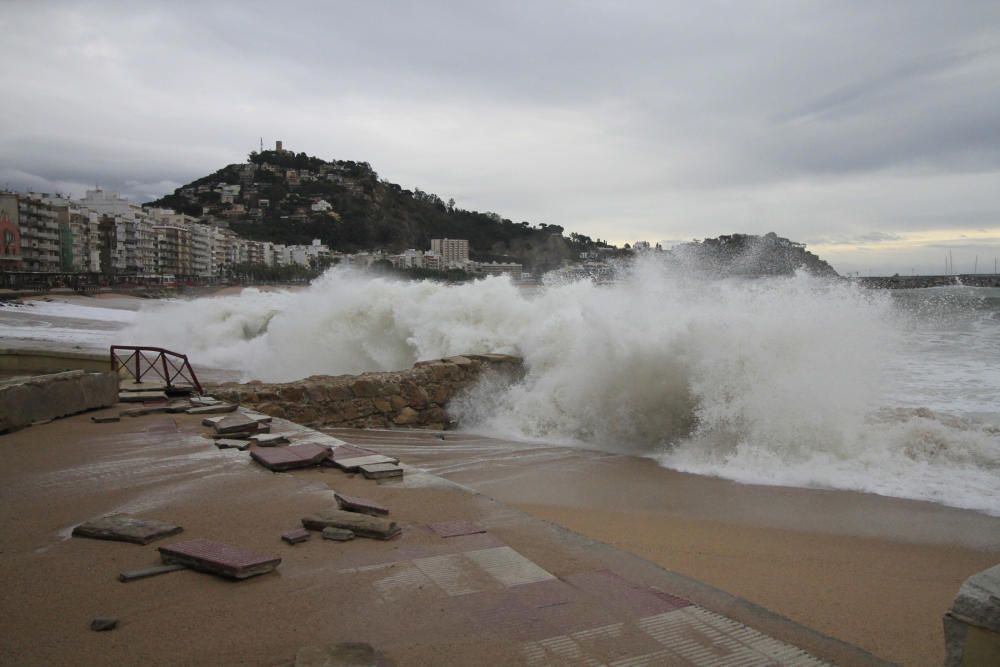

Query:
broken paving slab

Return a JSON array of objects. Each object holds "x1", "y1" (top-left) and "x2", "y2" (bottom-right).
[
  {"x1": 360, "y1": 463, "x2": 404, "y2": 480},
  {"x1": 186, "y1": 403, "x2": 238, "y2": 415},
  {"x1": 72, "y1": 513, "x2": 183, "y2": 545},
  {"x1": 282, "y1": 528, "x2": 311, "y2": 545},
  {"x1": 213, "y1": 413, "x2": 258, "y2": 433},
  {"x1": 321, "y1": 527, "x2": 355, "y2": 542},
  {"x1": 334, "y1": 454, "x2": 399, "y2": 472},
  {"x1": 329, "y1": 444, "x2": 378, "y2": 461},
  {"x1": 91, "y1": 415, "x2": 120, "y2": 424},
  {"x1": 189, "y1": 396, "x2": 222, "y2": 407},
  {"x1": 118, "y1": 563, "x2": 187, "y2": 583},
  {"x1": 242, "y1": 411, "x2": 272, "y2": 424},
  {"x1": 428, "y1": 520, "x2": 486, "y2": 539},
  {"x1": 119, "y1": 381, "x2": 167, "y2": 393},
  {"x1": 249, "y1": 433, "x2": 290, "y2": 447},
  {"x1": 118, "y1": 390, "x2": 168, "y2": 403},
  {"x1": 251, "y1": 443, "x2": 331, "y2": 471},
  {"x1": 158, "y1": 538, "x2": 281, "y2": 580},
  {"x1": 215, "y1": 439, "x2": 251, "y2": 451},
  {"x1": 334, "y1": 492, "x2": 389, "y2": 517},
  {"x1": 301, "y1": 509, "x2": 400, "y2": 540}
]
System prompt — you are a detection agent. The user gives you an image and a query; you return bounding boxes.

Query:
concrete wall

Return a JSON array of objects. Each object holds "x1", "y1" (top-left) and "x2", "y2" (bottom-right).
[
  {"x1": 0, "y1": 370, "x2": 119, "y2": 433},
  {"x1": 210, "y1": 354, "x2": 523, "y2": 430},
  {"x1": 0, "y1": 348, "x2": 109, "y2": 374},
  {"x1": 944, "y1": 563, "x2": 1000, "y2": 666}
]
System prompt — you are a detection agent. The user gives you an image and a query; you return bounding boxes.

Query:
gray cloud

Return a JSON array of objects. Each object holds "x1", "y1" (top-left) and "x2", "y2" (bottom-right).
[{"x1": 2, "y1": 0, "x2": 1000, "y2": 275}]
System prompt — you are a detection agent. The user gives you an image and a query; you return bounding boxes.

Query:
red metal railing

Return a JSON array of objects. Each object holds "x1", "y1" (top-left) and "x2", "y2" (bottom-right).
[{"x1": 110, "y1": 346, "x2": 203, "y2": 394}]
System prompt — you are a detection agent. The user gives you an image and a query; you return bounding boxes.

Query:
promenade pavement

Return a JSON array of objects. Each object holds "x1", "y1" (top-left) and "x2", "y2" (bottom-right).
[{"x1": 0, "y1": 403, "x2": 894, "y2": 666}]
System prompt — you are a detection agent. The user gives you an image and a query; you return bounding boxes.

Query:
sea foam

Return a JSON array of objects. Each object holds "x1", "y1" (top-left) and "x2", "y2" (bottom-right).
[{"x1": 122, "y1": 264, "x2": 1000, "y2": 515}]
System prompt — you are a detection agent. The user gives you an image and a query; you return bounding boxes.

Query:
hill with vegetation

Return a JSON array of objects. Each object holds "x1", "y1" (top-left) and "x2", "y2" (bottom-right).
[
  {"x1": 667, "y1": 233, "x2": 839, "y2": 277},
  {"x1": 148, "y1": 149, "x2": 614, "y2": 273}
]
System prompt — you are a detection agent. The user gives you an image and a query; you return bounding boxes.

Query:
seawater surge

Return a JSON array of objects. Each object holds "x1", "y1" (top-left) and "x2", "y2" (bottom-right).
[{"x1": 122, "y1": 264, "x2": 1000, "y2": 515}]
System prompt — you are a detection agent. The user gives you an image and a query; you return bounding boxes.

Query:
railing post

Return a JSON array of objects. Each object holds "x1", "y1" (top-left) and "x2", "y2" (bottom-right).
[
  {"x1": 135, "y1": 351, "x2": 142, "y2": 384},
  {"x1": 161, "y1": 352, "x2": 170, "y2": 390}
]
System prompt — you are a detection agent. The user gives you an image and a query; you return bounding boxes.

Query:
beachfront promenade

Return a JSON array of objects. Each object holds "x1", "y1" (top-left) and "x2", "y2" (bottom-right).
[{"x1": 0, "y1": 402, "x2": 892, "y2": 666}]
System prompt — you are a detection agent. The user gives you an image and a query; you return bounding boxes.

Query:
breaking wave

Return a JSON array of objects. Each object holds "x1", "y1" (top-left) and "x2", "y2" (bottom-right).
[{"x1": 123, "y1": 264, "x2": 1000, "y2": 515}]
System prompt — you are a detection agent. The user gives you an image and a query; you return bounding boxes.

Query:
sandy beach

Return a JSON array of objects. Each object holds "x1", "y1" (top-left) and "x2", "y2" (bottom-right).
[{"x1": 333, "y1": 428, "x2": 1000, "y2": 667}]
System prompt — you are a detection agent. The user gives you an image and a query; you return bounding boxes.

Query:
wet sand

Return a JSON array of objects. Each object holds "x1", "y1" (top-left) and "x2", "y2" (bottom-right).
[{"x1": 330, "y1": 428, "x2": 1000, "y2": 667}]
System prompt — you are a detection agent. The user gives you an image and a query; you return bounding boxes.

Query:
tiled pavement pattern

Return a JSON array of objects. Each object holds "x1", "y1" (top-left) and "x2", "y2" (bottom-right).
[{"x1": 337, "y1": 537, "x2": 828, "y2": 666}]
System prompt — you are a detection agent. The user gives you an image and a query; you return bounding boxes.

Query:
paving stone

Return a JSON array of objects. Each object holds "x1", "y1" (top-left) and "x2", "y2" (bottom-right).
[
  {"x1": 158, "y1": 538, "x2": 281, "y2": 579},
  {"x1": 72, "y1": 513, "x2": 183, "y2": 545},
  {"x1": 186, "y1": 403, "x2": 238, "y2": 415},
  {"x1": 282, "y1": 528, "x2": 311, "y2": 545},
  {"x1": 118, "y1": 564, "x2": 187, "y2": 583},
  {"x1": 335, "y1": 492, "x2": 389, "y2": 516},
  {"x1": 429, "y1": 520, "x2": 486, "y2": 538},
  {"x1": 321, "y1": 527, "x2": 356, "y2": 542},
  {"x1": 242, "y1": 411, "x2": 273, "y2": 424},
  {"x1": 90, "y1": 617, "x2": 118, "y2": 632},
  {"x1": 216, "y1": 439, "x2": 251, "y2": 451},
  {"x1": 329, "y1": 444, "x2": 378, "y2": 461},
  {"x1": 202, "y1": 415, "x2": 226, "y2": 427},
  {"x1": 334, "y1": 454, "x2": 399, "y2": 471},
  {"x1": 119, "y1": 381, "x2": 167, "y2": 392},
  {"x1": 214, "y1": 413, "x2": 260, "y2": 434},
  {"x1": 118, "y1": 390, "x2": 167, "y2": 403},
  {"x1": 189, "y1": 396, "x2": 222, "y2": 407},
  {"x1": 91, "y1": 415, "x2": 120, "y2": 424},
  {"x1": 249, "y1": 433, "x2": 290, "y2": 447},
  {"x1": 302, "y1": 509, "x2": 401, "y2": 540},
  {"x1": 360, "y1": 463, "x2": 404, "y2": 480},
  {"x1": 251, "y1": 443, "x2": 331, "y2": 471}
]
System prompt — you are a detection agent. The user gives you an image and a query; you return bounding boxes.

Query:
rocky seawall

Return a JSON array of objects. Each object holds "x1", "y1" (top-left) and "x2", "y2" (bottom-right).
[{"x1": 208, "y1": 354, "x2": 523, "y2": 430}]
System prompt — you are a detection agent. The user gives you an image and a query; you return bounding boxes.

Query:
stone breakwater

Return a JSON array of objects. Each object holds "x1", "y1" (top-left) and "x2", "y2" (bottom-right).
[{"x1": 208, "y1": 354, "x2": 523, "y2": 430}]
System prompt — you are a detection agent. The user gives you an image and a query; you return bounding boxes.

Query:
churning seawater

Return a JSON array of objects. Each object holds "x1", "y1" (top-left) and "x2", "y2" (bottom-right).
[{"x1": 5, "y1": 264, "x2": 998, "y2": 514}]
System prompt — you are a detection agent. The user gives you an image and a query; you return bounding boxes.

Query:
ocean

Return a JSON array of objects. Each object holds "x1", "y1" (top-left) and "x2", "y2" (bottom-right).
[{"x1": 3, "y1": 264, "x2": 998, "y2": 515}]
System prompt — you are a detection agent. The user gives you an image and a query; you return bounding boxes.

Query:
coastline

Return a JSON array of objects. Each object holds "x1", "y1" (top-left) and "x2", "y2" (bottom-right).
[{"x1": 331, "y1": 428, "x2": 1000, "y2": 667}]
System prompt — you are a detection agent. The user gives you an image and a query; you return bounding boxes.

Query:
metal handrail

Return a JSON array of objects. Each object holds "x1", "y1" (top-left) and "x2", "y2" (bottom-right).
[{"x1": 110, "y1": 345, "x2": 203, "y2": 394}]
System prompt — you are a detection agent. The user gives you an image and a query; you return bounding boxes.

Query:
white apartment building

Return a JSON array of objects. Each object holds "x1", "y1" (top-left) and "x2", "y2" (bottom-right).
[
  {"x1": 430, "y1": 238, "x2": 469, "y2": 268},
  {"x1": 81, "y1": 189, "x2": 155, "y2": 274}
]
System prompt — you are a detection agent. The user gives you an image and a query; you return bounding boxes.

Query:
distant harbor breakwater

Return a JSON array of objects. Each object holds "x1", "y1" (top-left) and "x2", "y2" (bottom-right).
[
  {"x1": 858, "y1": 274, "x2": 1000, "y2": 289},
  {"x1": 208, "y1": 354, "x2": 523, "y2": 430}
]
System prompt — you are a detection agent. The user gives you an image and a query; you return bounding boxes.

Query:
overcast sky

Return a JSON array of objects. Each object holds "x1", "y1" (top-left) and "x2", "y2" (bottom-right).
[{"x1": 3, "y1": 1, "x2": 999, "y2": 275}]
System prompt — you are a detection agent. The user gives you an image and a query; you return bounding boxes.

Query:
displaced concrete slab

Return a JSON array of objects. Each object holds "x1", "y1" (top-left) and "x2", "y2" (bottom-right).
[
  {"x1": 334, "y1": 454, "x2": 399, "y2": 471},
  {"x1": 329, "y1": 444, "x2": 378, "y2": 460},
  {"x1": 429, "y1": 520, "x2": 486, "y2": 539},
  {"x1": 202, "y1": 415, "x2": 226, "y2": 427},
  {"x1": 251, "y1": 444, "x2": 332, "y2": 471},
  {"x1": 91, "y1": 415, "x2": 120, "y2": 424},
  {"x1": 72, "y1": 513, "x2": 183, "y2": 545},
  {"x1": 118, "y1": 390, "x2": 168, "y2": 403},
  {"x1": 242, "y1": 411, "x2": 273, "y2": 424},
  {"x1": 301, "y1": 509, "x2": 401, "y2": 540},
  {"x1": 214, "y1": 413, "x2": 260, "y2": 434},
  {"x1": 360, "y1": 463, "x2": 404, "y2": 480},
  {"x1": 216, "y1": 439, "x2": 251, "y2": 451},
  {"x1": 281, "y1": 529, "x2": 311, "y2": 545},
  {"x1": 249, "y1": 433, "x2": 290, "y2": 447},
  {"x1": 118, "y1": 563, "x2": 187, "y2": 583},
  {"x1": 334, "y1": 492, "x2": 389, "y2": 517},
  {"x1": 189, "y1": 396, "x2": 222, "y2": 407},
  {"x1": 159, "y1": 539, "x2": 281, "y2": 580},
  {"x1": 119, "y1": 381, "x2": 167, "y2": 393},
  {"x1": 321, "y1": 527, "x2": 355, "y2": 542},
  {"x1": 186, "y1": 403, "x2": 238, "y2": 415}
]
